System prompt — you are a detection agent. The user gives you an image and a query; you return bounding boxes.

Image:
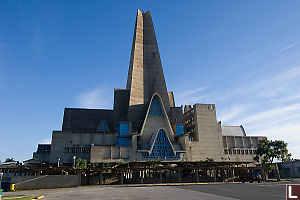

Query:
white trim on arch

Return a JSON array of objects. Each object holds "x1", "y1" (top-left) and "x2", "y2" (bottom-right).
[{"x1": 139, "y1": 93, "x2": 176, "y2": 151}]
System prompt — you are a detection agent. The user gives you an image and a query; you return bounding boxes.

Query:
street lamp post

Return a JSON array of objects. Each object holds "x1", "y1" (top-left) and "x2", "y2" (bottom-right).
[
  {"x1": 73, "y1": 156, "x2": 76, "y2": 168},
  {"x1": 58, "y1": 158, "x2": 60, "y2": 167}
]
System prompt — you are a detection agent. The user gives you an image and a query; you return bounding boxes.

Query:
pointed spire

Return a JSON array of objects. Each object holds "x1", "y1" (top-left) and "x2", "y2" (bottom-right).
[
  {"x1": 126, "y1": 9, "x2": 144, "y2": 106},
  {"x1": 126, "y1": 10, "x2": 170, "y2": 115}
]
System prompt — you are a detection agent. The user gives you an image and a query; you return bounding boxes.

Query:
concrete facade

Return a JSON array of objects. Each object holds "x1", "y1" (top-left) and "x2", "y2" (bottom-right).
[
  {"x1": 184, "y1": 104, "x2": 225, "y2": 161},
  {"x1": 32, "y1": 9, "x2": 264, "y2": 165},
  {"x1": 277, "y1": 160, "x2": 300, "y2": 178}
]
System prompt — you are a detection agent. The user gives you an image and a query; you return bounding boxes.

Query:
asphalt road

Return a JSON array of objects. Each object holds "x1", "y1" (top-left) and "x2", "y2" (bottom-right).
[
  {"x1": 2, "y1": 181, "x2": 294, "y2": 200},
  {"x1": 175, "y1": 182, "x2": 287, "y2": 200}
]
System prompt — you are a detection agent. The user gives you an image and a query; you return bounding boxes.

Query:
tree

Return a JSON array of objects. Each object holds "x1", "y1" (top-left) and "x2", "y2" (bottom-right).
[
  {"x1": 5, "y1": 158, "x2": 15, "y2": 162},
  {"x1": 75, "y1": 158, "x2": 87, "y2": 169},
  {"x1": 254, "y1": 138, "x2": 291, "y2": 181}
]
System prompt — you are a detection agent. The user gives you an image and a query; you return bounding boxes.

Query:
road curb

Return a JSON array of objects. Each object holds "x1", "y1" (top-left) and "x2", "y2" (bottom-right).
[
  {"x1": 109, "y1": 182, "x2": 238, "y2": 187},
  {"x1": 32, "y1": 195, "x2": 44, "y2": 200}
]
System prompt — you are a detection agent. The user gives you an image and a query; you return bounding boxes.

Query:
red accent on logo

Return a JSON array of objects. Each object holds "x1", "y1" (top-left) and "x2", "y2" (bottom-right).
[{"x1": 287, "y1": 184, "x2": 300, "y2": 200}]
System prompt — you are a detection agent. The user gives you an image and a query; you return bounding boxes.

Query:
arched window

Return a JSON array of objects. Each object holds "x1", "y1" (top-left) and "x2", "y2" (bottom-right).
[
  {"x1": 143, "y1": 129, "x2": 180, "y2": 159},
  {"x1": 149, "y1": 96, "x2": 163, "y2": 116}
]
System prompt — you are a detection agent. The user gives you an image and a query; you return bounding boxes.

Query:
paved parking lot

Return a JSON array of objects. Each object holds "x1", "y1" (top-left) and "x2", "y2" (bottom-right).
[
  {"x1": 2, "y1": 181, "x2": 294, "y2": 200},
  {"x1": 175, "y1": 182, "x2": 287, "y2": 200}
]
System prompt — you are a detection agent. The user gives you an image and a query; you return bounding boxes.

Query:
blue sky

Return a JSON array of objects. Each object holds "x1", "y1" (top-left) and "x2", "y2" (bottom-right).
[{"x1": 1, "y1": 0, "x2": 300, "y2": 162}]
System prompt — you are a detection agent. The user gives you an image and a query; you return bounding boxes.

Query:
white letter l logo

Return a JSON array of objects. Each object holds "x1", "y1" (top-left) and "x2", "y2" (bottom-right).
[{"x1": 289, "y1": 186, "x2": 298, "y2": 199}]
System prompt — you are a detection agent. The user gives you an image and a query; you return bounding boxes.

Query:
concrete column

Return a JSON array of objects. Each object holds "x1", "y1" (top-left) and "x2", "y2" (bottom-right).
[
  {"x1": 291, "y1": 161, "x2": 295, "y2": 178},
  {"x1": 261, "y1": 168, "x2": 267, "y2": 181},
  {"x1": 233, "y1": 136, "x2": 237, "y2": 148},
  {"x1": 99, "y1": 172, "x2": 103, "y2": 185},
  {"x1": 213, "y1": 168, "x2": 217, "y2": 182},
  {"x1": 195, "y1": 170, "x2": 199, "y2": 183},
  {"x1": 87, "y1": 172, "x2": 91, "y2": 185},
  {"x1": 160, "y1": 171, "x2": 163, "y2": 183},
  {"x1": 133, "y1": 170, "x2": 139, "y2": 183},
  {"x1": 140, "y1": 171, "x2": 143, "y2": 184},
  {"x1": 221, "y1": 169, "x2": 225, "y2": 182},
  {"x1": 178, "y1": 170, "x2": 182, "y2": 183},
  {"x1": 120, "y1": 172, "x2": 124, "y2": 184},
  {"x1": 78, "y1": 173, "x2": 82, "y2": 186},
  {"x1": 230, "y1": 169, "x2": 234, "y2": 182}
]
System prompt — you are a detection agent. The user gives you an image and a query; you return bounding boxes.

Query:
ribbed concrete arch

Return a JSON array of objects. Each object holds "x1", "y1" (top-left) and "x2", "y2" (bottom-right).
[{"x1": 139, "y1": 93, "x2": 175, "y2": 145}]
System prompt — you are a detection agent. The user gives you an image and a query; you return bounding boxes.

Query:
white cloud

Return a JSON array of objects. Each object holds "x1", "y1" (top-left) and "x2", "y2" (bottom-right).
[
  {"x1": 180, "y1": 87, "x2": 207, "y2": 96},
  {"x1": 231, "y1": 37, "x2": 295, "y2": 64},
  {"x1": 220, "y1": 102, "x2": 300, "y2": 159},
  {"x1": 279, "y1": 93, "x2": 300, "y2": 103},
  {"x1": 214, "y1": 65, "x2": 300, "y2": 159},
  {"x1": 235, "y1": 103, "x2": 300, "y2": 126},
  {"x1": 249, "y1": 122, "x2": 300, "y2": 159},
  {"x1": 236, "y1": 66, "x2": 300, "y2": 98},
  {"x1": 218, "y1": 104, "x2": 250, "y2": 124},
  {"x1": 174, "y1": 87, "x2": 209, "y2": 106},
  {"x1": 39, "y1": 137, "x2": 51, "y2": 144},
  {"x1": 77, "y1": 84, "x2": 113, "y2": 109},
  {"x1": 278, "y1": 43, "x2": 298, "y2": 53}
]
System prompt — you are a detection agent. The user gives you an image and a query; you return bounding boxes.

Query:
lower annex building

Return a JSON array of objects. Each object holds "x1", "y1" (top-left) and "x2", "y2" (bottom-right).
[{"x1": 33, "y1": 10, "x2": 264, "y2": 165}]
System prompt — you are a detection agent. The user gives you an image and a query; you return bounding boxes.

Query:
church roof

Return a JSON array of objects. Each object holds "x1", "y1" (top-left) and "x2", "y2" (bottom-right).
[
  {"x1": 62, "y1": 108, "x2": 114, "y2": 132},
  {"x1": 169, "y1": 107, "x2": 184, "y2": 125},
  {"x1": 222, "y1": 125, "x2": 246, "y2": 136}
]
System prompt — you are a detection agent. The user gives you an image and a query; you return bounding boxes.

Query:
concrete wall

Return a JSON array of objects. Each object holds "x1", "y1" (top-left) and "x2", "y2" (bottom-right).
[
  {"x1": 33, "y1": 152, "x2": 50, "y2": 163},
  {"x1": 11, "y1": 175, "x2": 80, "y2": 190},
  {"x1": 90, "y1": 146, "x2": 129, "y2": 162},
  {"x1": 50, "y1": 131, "x2": 116, "y2": 163},
  {"x1": 188, "y1": 104, "x2": 225, "y2": 162},
  {"x1": 139, "y1": 115, "x2": 174, "y2": 144},
  {"x1": 223, "y1": 135, "x2": 262, "y2": 162},
  {"x1": 279, "y1": 161, "x2": 300, "y2": 178}
]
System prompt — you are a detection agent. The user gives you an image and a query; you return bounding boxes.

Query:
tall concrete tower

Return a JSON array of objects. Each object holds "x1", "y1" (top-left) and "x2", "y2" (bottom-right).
[{"x1": 126, "y1": 10, "x2": 170, "y2": 126}]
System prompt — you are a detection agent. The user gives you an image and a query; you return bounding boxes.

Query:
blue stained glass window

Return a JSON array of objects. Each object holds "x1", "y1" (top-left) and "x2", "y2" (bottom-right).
[
  {"x1": 97, "y1": 121, "x2": 109, "y2": 132},
  {"x1": 176, "y1": 125, "x2": 184, "y2": 136},
  {"x1": 119, "y1": 123, "x2": 129, "y2": 135},
  {"x1": 149, "y1": 96, "x2": 163, "y2": 116},
  {"x1": 143, "y1": 129, "x2": 181, "y2": 160},
  {"x1": 116, "y1": 137, "x2": 129, "y2": 146}
]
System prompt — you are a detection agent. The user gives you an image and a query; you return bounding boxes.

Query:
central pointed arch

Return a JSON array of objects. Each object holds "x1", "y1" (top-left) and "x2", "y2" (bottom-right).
[{"x1": 139, "y1": 93, "x2": 175, "y2": 141}]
